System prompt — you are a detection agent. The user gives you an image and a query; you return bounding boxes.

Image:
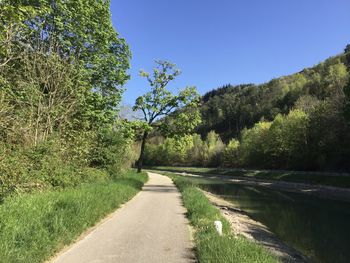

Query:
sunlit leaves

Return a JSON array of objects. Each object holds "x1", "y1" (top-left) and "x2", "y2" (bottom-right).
[{"x1": 133, "y1": 60, "x2": 201, "y2": 130}]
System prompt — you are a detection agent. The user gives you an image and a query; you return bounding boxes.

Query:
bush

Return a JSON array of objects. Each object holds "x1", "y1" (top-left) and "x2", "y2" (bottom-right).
[{"x1": 0, "y1": 139, "x2": 111, "y2": 200}]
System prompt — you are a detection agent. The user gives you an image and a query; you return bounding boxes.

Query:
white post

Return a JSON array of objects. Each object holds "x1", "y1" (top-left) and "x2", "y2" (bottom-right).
[{"x1": 214, "y1": 220, "x2": 222, "y2": 236}]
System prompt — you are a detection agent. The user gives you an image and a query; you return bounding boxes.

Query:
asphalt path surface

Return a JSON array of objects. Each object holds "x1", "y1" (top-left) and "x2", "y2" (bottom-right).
[{"x1": 52, "y1": 172, "x2": 194, "y2": 263}]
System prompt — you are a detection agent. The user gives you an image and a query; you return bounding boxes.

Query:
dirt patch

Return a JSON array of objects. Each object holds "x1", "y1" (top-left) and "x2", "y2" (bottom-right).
[{"x1": 202, "y1": 189, "x2": 309, "y2": 263}]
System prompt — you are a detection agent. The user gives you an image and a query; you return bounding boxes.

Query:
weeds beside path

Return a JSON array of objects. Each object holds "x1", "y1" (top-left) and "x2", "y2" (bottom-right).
[
  {"x1": 0, "y1": 170, "x2": 147, "y2": 263},
  {"x1": 52, "y1": 172, "x2": 194, "y2": 263},
  {"x1": 166, "y1": 172, "x2": 278, "y2": 263}
]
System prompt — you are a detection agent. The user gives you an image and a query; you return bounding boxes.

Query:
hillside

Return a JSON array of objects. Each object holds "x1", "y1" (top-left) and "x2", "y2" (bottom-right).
[
  {"x1": 198, "y1": 50, "x2": 350, "y2": 141},
  {"x1": 145, "y1": 47, "x2": 350, "y2": 171}
]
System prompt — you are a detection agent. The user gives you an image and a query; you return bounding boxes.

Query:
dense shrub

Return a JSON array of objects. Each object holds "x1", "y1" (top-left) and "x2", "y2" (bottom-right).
[{"x1": 0, "y1": 140, "x2": 112, "y2": 200}]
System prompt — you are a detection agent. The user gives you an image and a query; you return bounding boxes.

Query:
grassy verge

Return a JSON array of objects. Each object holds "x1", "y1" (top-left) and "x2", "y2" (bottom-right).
[
  {"x1": 164, "y1": 172, "x2": 277, "y2": 263},
  {"x1": 0, "y1": 170, "x2": 147, "y2": 263},
  {"x1": 147, "y1": 166, "x2": 350, "y2": 188}
]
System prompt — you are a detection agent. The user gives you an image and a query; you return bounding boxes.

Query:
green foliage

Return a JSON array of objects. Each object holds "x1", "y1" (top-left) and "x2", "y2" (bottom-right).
[
  {"x1": 0, "y1": 1, "x2": 133, "y2": 199},
  {"x1": 11, "y1": 0, "x2": 129, "y2": 112},
  {"x1": 133, "y1": 61, "x2": 201, "y2": 128},
  {"x1": 142, "y1": 53, "x2": 349, "y2": 172},
  {"x1": 227, "y1": 109, "x2": 310, "y2": 169},
  {"x1": 159, "y1": 106, "x2": 202, "y2": 137},
  {"x1": 223, "y1": 139, "x2": 240, "y2": 167},
  {"x1": 146, "y1": 103, "x2": 348, "y2": 171},
  {"x1": 90, "y1": 121, "x2": 142, "y2": 175},
  {"x1": 240, "y1": 121, "x2": 272, "y2": 167},
  {"x1": 0, "y1": 139, "x2": 112, "y2": 200},
  {"x1": 307, "y1": 98, "x2": 349, "y2": 170},
  {"x1": 169, "y1": 174, "x2": 277, "y2": 263},
  {"x1": 198, "y1": 53, "x2": 349, "y2": 142},
  {"x1": 144, "y1": 131, "x2": 225, "y2": 167},
  {"x1": 0, "y1": 171, "x2": 147, "y2": 263},
  {"x1": 175, "y1": 47, "x2": 350, "y2": 171},
  {"x1": 344, "y1": 76, "x2": 350, "y2": 122},
  {"x1": 186, "y1": 134, "x2": 208, "y2": 166},
  {"x1": 133, "y1": 60, "x2": 201, "y2": 171},
  {"x1": 205, "y1": 131, "x2": 225, "y2": 167}
]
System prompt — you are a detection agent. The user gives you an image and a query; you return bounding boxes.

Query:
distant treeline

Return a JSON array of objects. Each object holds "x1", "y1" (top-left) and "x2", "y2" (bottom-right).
[{"x1": 145, "y1": 47, "x2": 350, "y2": 171}]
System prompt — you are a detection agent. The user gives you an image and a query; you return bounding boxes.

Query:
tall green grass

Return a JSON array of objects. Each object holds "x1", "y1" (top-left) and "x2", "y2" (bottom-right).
[
  {"x1": 169, "y1": 174, "x2": 278, "y2": 263},
  {"x1": 0, "y1": 170, "x2": 147, "y2": 263}
]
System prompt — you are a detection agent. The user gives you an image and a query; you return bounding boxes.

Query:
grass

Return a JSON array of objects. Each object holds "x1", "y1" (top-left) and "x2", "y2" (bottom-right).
[
  {"x1": 165, "y1": 172, "x2": 278, "y2": 263},
  {"x1": 0, "y1": 170, "x2": 147, "y2": 263},
  {"x1": 147, "y1": 166, "x2": 350, "y2": 188}
]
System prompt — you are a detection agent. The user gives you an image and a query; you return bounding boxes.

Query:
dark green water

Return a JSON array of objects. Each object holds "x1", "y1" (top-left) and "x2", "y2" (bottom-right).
[{"x1": 189, "y1": 177, "x2": 350, "y2": 263}]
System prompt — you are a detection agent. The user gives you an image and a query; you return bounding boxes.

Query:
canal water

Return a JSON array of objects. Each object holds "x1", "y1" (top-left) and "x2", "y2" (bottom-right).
[{"x1": 186, "y1": 176, "x2": 350, "y2": 263}]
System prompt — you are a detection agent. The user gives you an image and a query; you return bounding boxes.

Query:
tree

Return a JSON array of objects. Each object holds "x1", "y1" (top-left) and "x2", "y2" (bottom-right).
[
  {"x1": 344, "y1": 76, "x2": 350, "y2": 122},
  {"x1": 0, "y1": 1, "x2": 133, "y2": 196},
  {"x1": 1, "y1": 0, "x2": 130, "y2": 125},
  {"x1": 345, "y1": 44, "x2": 350, "y2": 54},
  {"x1": 223, "y1": 139, "x2": 240, "y2": 167},
  {"x1": 205, "y1": 131, "x2": 225, "y2": 167},
  {"x1": 133, "y1": 60, "x2": 201, "y2": 172},
  {"x1": 240, "y1": 121, "x2": 272, "y2": 167},
  {"x1": 0, "y1": 4, "x2": 35, "y2": 67}
]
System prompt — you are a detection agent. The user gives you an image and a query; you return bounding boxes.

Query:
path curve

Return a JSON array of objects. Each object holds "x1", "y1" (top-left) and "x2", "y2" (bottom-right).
[{"x1": 52, "y1": 172, "x2": 194, "y2": 263}]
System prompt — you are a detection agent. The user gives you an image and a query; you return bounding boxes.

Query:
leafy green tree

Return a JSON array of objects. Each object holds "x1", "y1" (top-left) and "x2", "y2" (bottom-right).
[
  {"x1": 345, "y1": 44, "x2": 350, "y2": 54},
  {"x1": 205, "y1": 131, "x2": 225, "y2": 167},
  {"x1": 1, "y1": 0, "x2": 130, "y2": 124},
  {"x1": 344, "y1": 76, "x2": 350, "y2": 122},
  {"x1": 133, "y1": 60, "x2": 201, "y2": 172},
  {"x1": 269, "y1": 110, "x2": 309, "y2": 168},
  {"x1": 240, "y1": 121, "x2": 272, "y2": 167},
  {"x1": 0, "y1": 2, "x2": 41, "y2": 67},
  {"x1": 294, "y1": 95, "x2": 320, "y2": 113},
  {"x1": 187, "y1": 134, "x2": 207, "y2": 166},
  {"x1": 0, "y1": 1, "x2": 133, "y2": 197},
  {"x1": 223, "y1": 139, "x2": 240, "y2": 167}
]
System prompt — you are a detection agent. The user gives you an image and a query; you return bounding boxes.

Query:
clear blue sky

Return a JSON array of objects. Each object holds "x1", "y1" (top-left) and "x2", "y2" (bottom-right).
[{"x1": 110, "y1": 0, "x2": 350, "y2": 105}]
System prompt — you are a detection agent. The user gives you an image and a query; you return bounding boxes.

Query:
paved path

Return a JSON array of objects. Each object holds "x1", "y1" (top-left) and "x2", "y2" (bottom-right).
[{"x1": 52, "y1": 172, "x2": 194, "y2": 263}]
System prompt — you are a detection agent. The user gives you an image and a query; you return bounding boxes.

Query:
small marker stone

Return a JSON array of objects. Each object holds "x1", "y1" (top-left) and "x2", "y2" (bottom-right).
[{"x1": 214, "y1": 220, "x2": 223, "y2": 235}]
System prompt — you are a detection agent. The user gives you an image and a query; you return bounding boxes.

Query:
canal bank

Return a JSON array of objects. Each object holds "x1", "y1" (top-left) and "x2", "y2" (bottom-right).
[
  {"x1": 202, "y1": 189, "x2": 308, "y2": 263},
  {"x1": 154, "y1": 171, "x2": 350, "y2": 263},
  {"x1": 166, "y1": 171, "x2": 350, "y2": 202}
]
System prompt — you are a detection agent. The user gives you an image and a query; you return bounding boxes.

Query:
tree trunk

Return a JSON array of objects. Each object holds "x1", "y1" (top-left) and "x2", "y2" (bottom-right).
[{"x1": 137, "y1": 131, "x2": 148, "y2": 173}]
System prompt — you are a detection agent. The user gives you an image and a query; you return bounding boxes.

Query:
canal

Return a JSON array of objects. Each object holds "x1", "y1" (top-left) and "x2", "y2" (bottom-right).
[{"x1": 184, "y1": 176, "x2": 350, "y2": 263}]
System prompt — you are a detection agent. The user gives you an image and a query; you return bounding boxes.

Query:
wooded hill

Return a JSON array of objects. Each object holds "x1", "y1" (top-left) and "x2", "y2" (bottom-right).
[
  {"x1": 145, "y1": 47, "x2": 350, "y2": 171},
  {"x1": 198, "y1": 49, "x2": 350, "y2": 141}
]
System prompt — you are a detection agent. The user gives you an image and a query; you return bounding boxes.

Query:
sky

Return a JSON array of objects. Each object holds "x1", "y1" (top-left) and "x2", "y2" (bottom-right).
[{"x1": 110, "y1": 0, "x2": 350, "y2": 105}]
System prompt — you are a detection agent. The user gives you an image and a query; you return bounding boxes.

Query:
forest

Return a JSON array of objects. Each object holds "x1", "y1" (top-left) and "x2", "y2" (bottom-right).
[
  {"x1": 144, "y1": 47, "x2": 350, "y2": 171},
  {"x1": 0, "y1": 1, "x2": 140, "y2": 201}
]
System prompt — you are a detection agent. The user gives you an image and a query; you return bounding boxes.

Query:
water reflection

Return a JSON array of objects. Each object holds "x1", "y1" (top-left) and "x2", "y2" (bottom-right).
[{"x1": 190, "y1": 177, "x2": 350, "y2": 263}]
